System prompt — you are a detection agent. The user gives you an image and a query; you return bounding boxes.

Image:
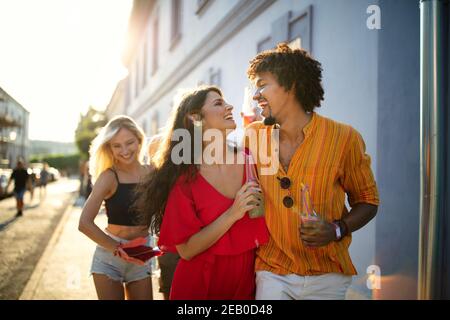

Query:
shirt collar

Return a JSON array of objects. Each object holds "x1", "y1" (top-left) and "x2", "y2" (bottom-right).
[
  {"x1": 268, "y1": 111, "x2": 318, "y2": 138},
  {"x1": 302, "y1": 111, "x2": 318, "y2": 138}
]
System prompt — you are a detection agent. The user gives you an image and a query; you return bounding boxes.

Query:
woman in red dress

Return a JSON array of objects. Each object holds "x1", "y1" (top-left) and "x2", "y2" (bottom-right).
[{"x1": 135, "y1": 86, "x2": 269, "y2": 299}]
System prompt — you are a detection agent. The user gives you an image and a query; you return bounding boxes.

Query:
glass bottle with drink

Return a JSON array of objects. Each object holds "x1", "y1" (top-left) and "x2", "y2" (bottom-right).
[
  {"x1": 242, "y1": 86, "x2": 260, "y2": 127},
  {"x1": 299, "y1": 183, "x2": 319, "y2": 223},
  {"x1": 245, "y1": 150, "x2": 265, "y2": 218},
  {"x1": 299, "y1": 183, "x2": 321, "y2": 249}
]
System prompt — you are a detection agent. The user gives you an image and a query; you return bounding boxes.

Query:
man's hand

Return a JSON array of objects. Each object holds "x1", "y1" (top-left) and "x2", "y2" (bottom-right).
[{"x1": 299, "y1": 219, "x2": 336, "y2": 247}]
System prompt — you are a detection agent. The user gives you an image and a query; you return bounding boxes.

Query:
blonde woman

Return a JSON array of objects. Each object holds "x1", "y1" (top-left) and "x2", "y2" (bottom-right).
[{"x1": 78, "y1": 116, "x2": 153, "y2": 300}]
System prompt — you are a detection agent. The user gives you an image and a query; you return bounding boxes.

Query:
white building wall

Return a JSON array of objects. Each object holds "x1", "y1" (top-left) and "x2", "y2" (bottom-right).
[{"x1": 0, "y1": 90, "x2": 30, "y2": 167}]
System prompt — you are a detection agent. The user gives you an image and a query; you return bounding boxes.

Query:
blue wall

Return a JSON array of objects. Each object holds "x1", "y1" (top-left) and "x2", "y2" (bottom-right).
[{"x1": 375, "y1": 0, "x2": 420, "y2": 299}]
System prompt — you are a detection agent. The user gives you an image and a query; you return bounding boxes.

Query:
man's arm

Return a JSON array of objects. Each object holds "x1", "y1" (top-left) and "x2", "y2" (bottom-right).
[
  {"x1": 342, "y1": 203, "x2": 377, "y2": 234},
  {"x1": 5, "y1": 177, "x2": 12, "y2": 192},
  {"x1": 5, "y1": 170, "x2": 15, "y2": 192},
  {"x1": 300, "y1": 203, "x2": 377, "y2": 247},
  {"x1": 301, "y1": 128, "x2": 379, "y2": 247}
]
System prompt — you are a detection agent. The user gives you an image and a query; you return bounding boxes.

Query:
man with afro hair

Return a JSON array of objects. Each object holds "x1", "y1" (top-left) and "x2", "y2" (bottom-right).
[{"x1": 244, "y1": 43, "x2": 379, "y2": 300}]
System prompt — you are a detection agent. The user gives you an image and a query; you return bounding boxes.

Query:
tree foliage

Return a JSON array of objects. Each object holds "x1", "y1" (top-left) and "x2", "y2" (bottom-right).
[
  {"x1": 30, "y1": 153, "x2": 80, "y2": 174},
  {"x1": 74, "y1": 106, "x2": 107, "y2": 159}
]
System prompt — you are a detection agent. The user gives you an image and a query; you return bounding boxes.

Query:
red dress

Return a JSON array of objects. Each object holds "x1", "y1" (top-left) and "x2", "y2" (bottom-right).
[{"x1": 158, "y1": 169, "x2": 269, "y2": 300}]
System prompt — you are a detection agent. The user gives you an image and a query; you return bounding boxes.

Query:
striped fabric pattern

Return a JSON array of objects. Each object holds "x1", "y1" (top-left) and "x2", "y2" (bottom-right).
[{"x1": 245, "y1": 112, "x2": 379, "y2": 276}]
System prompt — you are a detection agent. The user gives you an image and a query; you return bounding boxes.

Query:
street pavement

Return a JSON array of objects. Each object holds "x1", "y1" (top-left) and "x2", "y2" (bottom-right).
[
  {"x1": 0, "y1": 178, "x2": 78, "y2": 299},
  {"x1": 19, "y1": 195, "x2": 163, "y2": 300},
  {"x1": 0, "y1": 177, "x2": 163, "y2": 300}
]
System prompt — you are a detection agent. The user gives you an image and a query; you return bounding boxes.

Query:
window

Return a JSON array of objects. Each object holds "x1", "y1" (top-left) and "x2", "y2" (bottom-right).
[
  {"x1": 142, "y1": 42, "x2": 147, "y2": 88},
  {"x1": 152, "y1": 17, "x2": 159, "y2": 75},
  {"x1": 209, "y1": 68, "x2": 221, "y2": 86},
  {"x1": 257, "y1": 36, "x2": 272, "y2": 53},
  {"x1": 196, "y1": 0, "x2": 212, "y2": 16},
  {"x1": 255, "y1": 6, "x2": 312, "y2": 54},
  {"x1": 170, "y1": 0, "x2": 182, "y2": 50},
  {"x1": 125, "y1": 76, "x2": 131, "y2": 106},
  {"x1": 134, "y1": 60, "x2": 139, "y2": 98},
  {"x1": 151, "y1": 112, "x2": 159, "y2": 136},
  {"x1": 288, "y1": 6, "x2": 311, "y2": 52},
  {"x1": 142, "y1": 119, "x2": 148, "y2": 135}
]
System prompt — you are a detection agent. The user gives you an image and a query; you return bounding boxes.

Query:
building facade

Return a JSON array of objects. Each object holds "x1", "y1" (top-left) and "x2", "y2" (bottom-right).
[
  {"x1": 107, "y1": 0, "x2": 423, "y2": 299},
  {"x1": 104, "y1": 79, "x2": 127, "y2": 120},
  {"x1": 0, "y1": 86, "x2": 29, "y2": 168}
]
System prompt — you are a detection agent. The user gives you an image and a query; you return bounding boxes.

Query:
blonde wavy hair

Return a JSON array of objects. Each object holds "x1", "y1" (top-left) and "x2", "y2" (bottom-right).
[{"x1": 88, "y1": 115, "x2": 146, "y2": 182}]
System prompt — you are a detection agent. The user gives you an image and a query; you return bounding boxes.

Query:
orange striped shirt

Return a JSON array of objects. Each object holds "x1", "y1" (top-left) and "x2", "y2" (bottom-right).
[{"x1": 244, "y1": 112, "x2": 379, "y2": 276}]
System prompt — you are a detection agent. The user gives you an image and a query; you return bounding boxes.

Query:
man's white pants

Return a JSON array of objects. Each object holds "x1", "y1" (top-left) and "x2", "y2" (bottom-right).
[{"x1": 255, "y1": 271, "x2": 352, "y2": 300}]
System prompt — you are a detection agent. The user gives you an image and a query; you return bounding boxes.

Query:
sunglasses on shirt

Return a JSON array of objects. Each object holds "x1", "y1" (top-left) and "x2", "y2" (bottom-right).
[{"x1": 277, "y1": 176, "x2": 294, "y2": 208}]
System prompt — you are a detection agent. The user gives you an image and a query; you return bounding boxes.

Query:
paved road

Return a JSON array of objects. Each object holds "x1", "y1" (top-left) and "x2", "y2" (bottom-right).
[{"x1": 0, "y1": 178, "x2": 78, "y2": 299}]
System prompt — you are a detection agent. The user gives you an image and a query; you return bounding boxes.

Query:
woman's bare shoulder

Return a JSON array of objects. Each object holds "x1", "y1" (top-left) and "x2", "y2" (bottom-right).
[{"x1": 93, "y1": 169, "x2": 117, "y2": 193}]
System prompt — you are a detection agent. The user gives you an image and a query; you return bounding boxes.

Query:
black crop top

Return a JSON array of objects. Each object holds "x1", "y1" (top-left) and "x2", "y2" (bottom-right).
[{"x1": 104, "y1": 168, "x2": 141, "y2": 226}]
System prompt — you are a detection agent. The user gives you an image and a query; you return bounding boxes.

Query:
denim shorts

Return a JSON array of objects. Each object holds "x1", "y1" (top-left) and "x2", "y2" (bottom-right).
[
  {"x1": 14, "y1": 188, "x2": 26, "y2": 200},
  {"x1": 90, "y1": 231, "x2": 153, "y2": 284}
]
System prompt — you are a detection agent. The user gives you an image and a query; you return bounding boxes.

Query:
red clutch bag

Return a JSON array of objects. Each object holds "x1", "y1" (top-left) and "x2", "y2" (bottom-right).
[{"x1": 122, "y1": 245, "x2": 163, "y2": 263}]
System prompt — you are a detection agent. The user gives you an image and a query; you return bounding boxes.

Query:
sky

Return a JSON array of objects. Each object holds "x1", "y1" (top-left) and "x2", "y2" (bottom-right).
[{"x1": 0, "y1": 0, "x2": 133, "y2": 142}]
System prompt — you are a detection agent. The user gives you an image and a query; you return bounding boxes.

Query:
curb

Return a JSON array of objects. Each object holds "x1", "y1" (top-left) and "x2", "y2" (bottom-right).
[{"x1": 19, "y1": 193, "x2": 78, "y2": 300}]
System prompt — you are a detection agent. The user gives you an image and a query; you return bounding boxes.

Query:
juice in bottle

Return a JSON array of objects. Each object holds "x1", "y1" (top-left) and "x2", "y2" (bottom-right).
[{"x1": 245, "y1": 150, "x2": 264, "y2": 218}]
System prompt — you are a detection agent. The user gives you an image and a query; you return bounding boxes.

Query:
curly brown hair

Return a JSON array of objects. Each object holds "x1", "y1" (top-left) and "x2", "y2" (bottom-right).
[
  {"x1": 247, "y1": 43, "x2": 324, "y2": 112},
  {"x1": 133, "y1": 85, "x2": 222, "y2": 234}
]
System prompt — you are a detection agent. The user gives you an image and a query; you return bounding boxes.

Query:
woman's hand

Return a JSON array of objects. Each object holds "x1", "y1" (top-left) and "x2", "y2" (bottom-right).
[
  {"x1": 228, "y1": 181, "x2": 262, "y2": 221},
  {"x1": 174, "y1": 181, "x2": 262, "y2": 261},
  {"x1": 114, "y1": 246, "x2": 147, "y2": 266}
]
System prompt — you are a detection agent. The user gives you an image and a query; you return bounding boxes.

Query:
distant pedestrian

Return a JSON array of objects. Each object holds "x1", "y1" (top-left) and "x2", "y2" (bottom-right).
[
  {"x1": 79, "y1": 160, "x2": 88, "y2": 198},
  {"x1": 39, "y1": 162, "x2": 50, "y2": 199},
  {"x1": 6, "y1": 159, "x2": 31, "y2": 217},
  {"x1": 84, "y1": 169, "x2": 92, "y2": 199},
  {"x1": 28, "y1": 169, "x2": 36, "y2": 202},
  {"x1": 78, "y1": 116, "x2": 154, "y2": 300}
]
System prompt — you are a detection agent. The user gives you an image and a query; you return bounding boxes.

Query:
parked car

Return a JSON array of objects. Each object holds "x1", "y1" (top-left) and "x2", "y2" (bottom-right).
[
  {"x1": 48, "y1": 167, "x2": 60, "y2": 182},
  {"x1": 0, "y1": 168, "x2": 13, "y2": 198}
]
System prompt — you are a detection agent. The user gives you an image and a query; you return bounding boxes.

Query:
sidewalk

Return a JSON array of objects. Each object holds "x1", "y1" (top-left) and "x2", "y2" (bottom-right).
[{"x1": 19, "y1": 197, "x2": 163, "y2": 300}]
